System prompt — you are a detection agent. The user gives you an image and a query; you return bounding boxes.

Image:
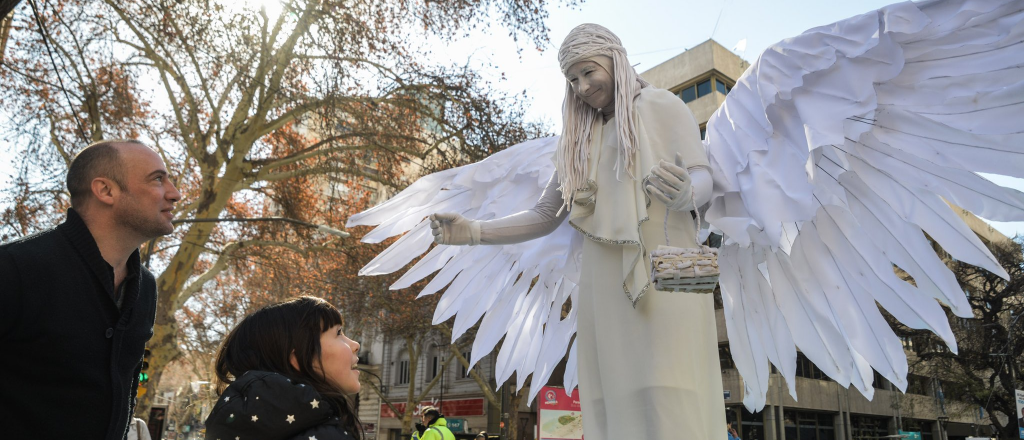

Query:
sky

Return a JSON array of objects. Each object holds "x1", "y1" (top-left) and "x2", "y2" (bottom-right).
[{"x1": 2, "y1": 0, "x2": 1022, "y2": 237}]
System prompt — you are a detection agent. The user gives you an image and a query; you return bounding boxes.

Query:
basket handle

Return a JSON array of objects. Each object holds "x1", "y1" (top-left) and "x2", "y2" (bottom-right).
[{"x1": 663, "y1": 187, "x2": 700, "y2": 248}]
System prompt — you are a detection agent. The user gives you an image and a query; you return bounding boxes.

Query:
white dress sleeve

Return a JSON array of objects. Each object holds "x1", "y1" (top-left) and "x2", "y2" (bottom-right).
[
  {"x1": 689, "y1": 166, "x2": 712, "y2": 208},
  {"x1": 478, "y1": 173, "x2": 568, "y2": 245}
]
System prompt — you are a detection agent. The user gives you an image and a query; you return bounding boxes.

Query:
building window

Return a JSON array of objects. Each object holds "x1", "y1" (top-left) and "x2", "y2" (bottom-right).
[
  {"x1": 396, "y1": 360, "x2": 410, "y2": 385},
  {"x1": 795, "y1": 352, "x2": 831, "y2": 381},
  {"x1": 719, "y1": 344, "x2": 735, "y2": 370},
  {"x1": 696, "y1": 79, "x2": 712, "y2": 97},
  {"x1": 680, "y1": 86, "x2": 696, "y2": 103},
  {"x1": 740, "y1": 406, "x2": 766, "y2": 440},
  {"x1": 716, "y1": 78, "x2": 730, "y2": 95},
  {"x1": 851, "y1": 415, "x2": 889, "y2": 440},
  {"x1": 900, "y1": 335, "x2": 915, "y2": 352},
  {"x1": 430, "y1": 355, "x2": 440, "y2": 379},
  {"x1": 783, "y1": 410, "x2": 836, "y2": 440},
  {"x1": 460, "y1": 351, "x2": 472, "y2": 378},
  {"x1": 678, "y1": 75, "x2": 734, "y2": 103},
  {"x1": 906, "y1": 374, "x2": 931, "y2": 396},
  {"x1": 871, "y1": 371, "x2": 888, "y2": 390}
]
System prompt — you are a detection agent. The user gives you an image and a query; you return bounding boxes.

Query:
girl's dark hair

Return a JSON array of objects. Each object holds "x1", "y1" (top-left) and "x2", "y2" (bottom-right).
[{"x1": 215, "y1": 296, "x2": 361, "y2": 439}]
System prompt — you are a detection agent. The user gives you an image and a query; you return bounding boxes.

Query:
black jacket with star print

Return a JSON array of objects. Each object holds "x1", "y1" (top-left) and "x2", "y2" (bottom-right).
[{"x1": 205, "y1": 371, "x2": 357, "y2": 440}]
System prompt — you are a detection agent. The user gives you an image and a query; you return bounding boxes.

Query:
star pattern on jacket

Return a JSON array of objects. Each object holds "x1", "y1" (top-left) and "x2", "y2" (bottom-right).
[{"x1": 206, "y1": 371, "x2": 355, "y2": 440}]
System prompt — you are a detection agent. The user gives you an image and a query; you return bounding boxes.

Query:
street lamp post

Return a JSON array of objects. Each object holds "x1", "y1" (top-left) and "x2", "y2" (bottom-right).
[{"x1": 432, "y1": 342, "x2": 448, "y2": 416}]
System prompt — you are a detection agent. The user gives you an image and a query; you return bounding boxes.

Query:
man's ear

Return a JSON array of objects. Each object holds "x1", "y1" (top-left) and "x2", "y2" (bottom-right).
[
  {"x1": 90, "y1": 177, "x2": 119, "y2": 207},
  {"x1": 289, "y1": 350, "x2": 300, "y2": 371}
]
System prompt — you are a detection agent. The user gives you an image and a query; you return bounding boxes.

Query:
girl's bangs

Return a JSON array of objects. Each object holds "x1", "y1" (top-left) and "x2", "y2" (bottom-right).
[{"x1": 311, "y1": 300, "x2": 344, "y2": 332}]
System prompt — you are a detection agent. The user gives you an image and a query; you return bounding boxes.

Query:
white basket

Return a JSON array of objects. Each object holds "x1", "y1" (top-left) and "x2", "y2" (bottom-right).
[{"x1": 650, "y1": 245, "x2": 720, "y2": 293}]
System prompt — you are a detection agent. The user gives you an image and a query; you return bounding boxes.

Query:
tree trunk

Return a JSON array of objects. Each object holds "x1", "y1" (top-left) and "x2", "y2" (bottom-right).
[
  {"x1": 134, "y1": 320, "x2": 182, "y2": 418},
  {"x1": 508, "y1": 384, "x2": 523, "y2": 440}
]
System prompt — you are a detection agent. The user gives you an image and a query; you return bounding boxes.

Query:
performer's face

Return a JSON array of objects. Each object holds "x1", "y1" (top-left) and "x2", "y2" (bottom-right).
[{"x1": 566, "y1": 60, "x2": 614, "y2": 111}]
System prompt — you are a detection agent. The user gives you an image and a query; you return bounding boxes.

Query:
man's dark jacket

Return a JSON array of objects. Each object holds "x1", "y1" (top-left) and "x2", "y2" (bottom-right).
[{"x1": 0, "y1": 209, "x2": 157, "y2": 440}]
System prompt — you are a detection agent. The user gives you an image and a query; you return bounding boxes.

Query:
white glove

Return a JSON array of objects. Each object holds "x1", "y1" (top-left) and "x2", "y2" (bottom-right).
[
  {"x1": 429, "y1": 213, "x2": 481, "y2": 245},
  {"x1": 644, "y1": 152, "x2": 694, "y2": 212}
]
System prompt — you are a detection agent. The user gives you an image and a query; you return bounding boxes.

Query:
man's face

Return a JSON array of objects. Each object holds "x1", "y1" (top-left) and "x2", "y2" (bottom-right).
[
  {"x1": 113, "y1": 143, "x2": 181, "y2": 239},
  {"x1": 565, "y1": 60, "x2": 614, "y2": 111}
]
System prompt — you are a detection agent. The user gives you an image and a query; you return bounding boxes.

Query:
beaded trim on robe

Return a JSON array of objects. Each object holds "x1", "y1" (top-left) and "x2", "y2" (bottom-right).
[{"x1": 569, "y1": 215, "x2": 651, "y2": 308}]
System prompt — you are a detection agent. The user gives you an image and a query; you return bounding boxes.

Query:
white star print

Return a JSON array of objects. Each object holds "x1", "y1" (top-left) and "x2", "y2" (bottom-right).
[
  {"x1": 224, "y1": 396, "x2": 230, "y2": 402},
  {"x1": 251, "y1": 415, "x2": 259, "y2": 422},
  {"x1": 309, "y1": 436, "x2": 317, "y2": 440},
  {"x1": 310, "y1": 398, "x2": 320, "y2": 409},
  {"x1": 286, "y1": 415, "x2": 295, "y2": 424}
]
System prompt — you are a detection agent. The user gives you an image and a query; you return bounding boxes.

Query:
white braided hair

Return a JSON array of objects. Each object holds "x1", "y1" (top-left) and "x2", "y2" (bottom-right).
[{"x1": 556, "y1": 23, "x2": 649, "y2": 211}]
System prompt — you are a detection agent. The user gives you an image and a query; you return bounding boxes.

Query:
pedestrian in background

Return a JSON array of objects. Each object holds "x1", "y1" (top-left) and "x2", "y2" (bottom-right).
[
  {"x1": 128, "y1": 417, "x2": 153, "y2": 440},
  {"x1": 0, "y1": 140, "x2": 181, "y2": 440},
  {"x1": 419, "y1": 407, "x2": 455, "y2": 440},
  {"x1": 205, "y1": 296, "x2": 363, "y2": 440},
  {"x1": 728, "y1": 422, "x2": 742, "y2": 440},
  {"x1": 411, "y1": 408, "x2": 431, "y2": 440}
]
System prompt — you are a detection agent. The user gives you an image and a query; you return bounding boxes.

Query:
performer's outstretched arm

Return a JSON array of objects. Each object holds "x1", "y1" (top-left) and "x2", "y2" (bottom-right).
[{"x1": 430, "y1": 173, "x2": 567, "y2": 246}]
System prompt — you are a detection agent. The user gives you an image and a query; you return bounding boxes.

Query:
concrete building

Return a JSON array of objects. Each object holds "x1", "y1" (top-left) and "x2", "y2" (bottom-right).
[{"x1": 641, "y1": 39, "x2": 750, "y2": 140}]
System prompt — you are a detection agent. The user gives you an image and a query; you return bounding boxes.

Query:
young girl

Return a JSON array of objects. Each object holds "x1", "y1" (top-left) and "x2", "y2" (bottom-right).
[{"x1": 205, "y1": 296, "x2": 363, "y2": 440}]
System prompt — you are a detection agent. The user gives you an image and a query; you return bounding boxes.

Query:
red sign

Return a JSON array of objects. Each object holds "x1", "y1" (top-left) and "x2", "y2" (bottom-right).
[
  {"x1": 380, "y1": 398, "x2": 485, "y2": 418},
  {"x1": 538, "y1": 386, "x2": 581, "y2": 411}
]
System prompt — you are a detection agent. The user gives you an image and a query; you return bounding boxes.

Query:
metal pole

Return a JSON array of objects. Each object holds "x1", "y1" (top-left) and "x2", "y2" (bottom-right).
[
  {"x1": 440, "y1": 343, "x2": 445, "y2": 417},
  {"x1": 501, "y1": 381, "x2": 509, "y2": 440}
]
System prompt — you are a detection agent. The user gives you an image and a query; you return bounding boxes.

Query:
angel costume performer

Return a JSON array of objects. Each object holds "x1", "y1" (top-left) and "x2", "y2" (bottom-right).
[
  {"x1": 348, "y1": 1, "x2": 1024, "y2": 439},
  {"x1": 422, "y1": 24, "x2": 723, "y2": 438}
]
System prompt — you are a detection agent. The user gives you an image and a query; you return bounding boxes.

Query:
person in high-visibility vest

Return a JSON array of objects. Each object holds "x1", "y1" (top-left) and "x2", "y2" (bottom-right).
[
  {"x1": 419, "y1": 407, "x2": 454, "y2": 440},
  {"x1": 410, "y1": 411, "x2": 426, "y2": 440}
]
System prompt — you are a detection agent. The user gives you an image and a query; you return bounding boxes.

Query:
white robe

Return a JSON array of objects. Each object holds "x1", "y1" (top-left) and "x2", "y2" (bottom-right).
[{"x1": 477, "y1": 87, "x2": 726, "y2": 439}]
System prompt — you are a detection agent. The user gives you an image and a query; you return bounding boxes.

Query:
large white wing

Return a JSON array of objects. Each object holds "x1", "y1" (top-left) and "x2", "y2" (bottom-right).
[
  {"x1": 346, "y1": 136, "x2": 582, "y2": 401},
  {"x1": 706, "y1": 0, "x2": 1024, "y2": 411}
]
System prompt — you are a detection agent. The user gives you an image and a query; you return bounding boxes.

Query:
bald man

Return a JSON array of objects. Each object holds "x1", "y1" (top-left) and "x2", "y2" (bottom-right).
[{"x1": 0, "y1": 139, "x2": 181, "y2": 440}]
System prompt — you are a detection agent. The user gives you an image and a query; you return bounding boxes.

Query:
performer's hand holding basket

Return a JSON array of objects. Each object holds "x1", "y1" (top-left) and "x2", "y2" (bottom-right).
[
  {"x1": 648, "y1": 188, "x2": 719, "y2": 293},
  {"x1": 650, "y1": 245, "x2": 719, "y2": 293},
  {"x1": 645, "y1": 167, "x2": 720, "y2": 293}
]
